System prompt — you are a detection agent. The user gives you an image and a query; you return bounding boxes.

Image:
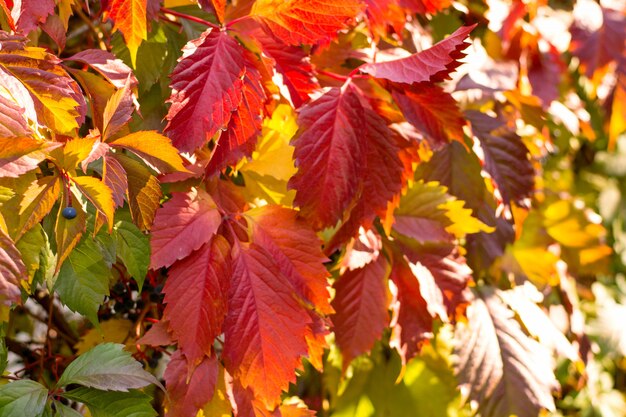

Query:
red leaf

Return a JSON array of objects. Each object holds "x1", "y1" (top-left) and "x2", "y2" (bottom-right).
[
  {"x1": 364, "y1": 0, "x2": 406, "y2": 40},
  {"x1": 150, "y1": 188, "x2": 222, "y2": 269},
  {"x1": 164, "y1": 236, "x2": 230, "y2": 367},
  {"x1": 290, "y1": 82, "x2": 401, "y2": 232},
  {"x1": 0, "y1": 229, "x2": 25, "y2": 307},
  {"x1": 398, "y1": 0, "x2": 451, "y2": 14},
  {"x1": 10, "y1": 0, "x2": 55, "y2": 34},
  {"x1": 570, "y1": 6, "x2": 625, "y2": 78},
  {"x1": 454, "y1": 288, "x2": 558, "y2": 417},
  {"x1": 207, "y1": 56, "x2": 266, "y2": 175},
  {"x1": 164, "y1": 351, "x2": 219, "y2": 417},
  {"x1": 332, "y1": 254, "x2": 390, "y2": 367},
  {"x1": 358, "y1": 24, "x2": 475, "y2": 84},
  {"x1": 137, "y1": 320, "x2": 174, "y2": 346},
  {"x1": 65, "y1": 50, "x2": 138, "y2": 90},
  {"x1": 392, "y1": 83, "x2": 465, "y2": 149},
  {"x1": 103, "y1": 154, "x2": 128, "y2": 208},
  {"x1": 389, "y1": 257, "x2": 432, "y2": 361},
  {"x1": 0, "y1": 94, "x2": 29, "y2": 139},
  {"x1": 466, "y1": 111, "x2": 535, "y2": 205},
  {"x1": 199, "y1": 0, "x2": 226, "y2": 23},
  {"x1": 165, "y1": 29, "x2": 246, "y2": 153},
  {"x1": 223, "y1": 206, "x2": 329, "y2": 407},
  {"x1": 250, "y1": 27, "x2": 319, "y2": 108},
  {"x1": 250, "y1": 0, "x2": 363, "y2": 46}
]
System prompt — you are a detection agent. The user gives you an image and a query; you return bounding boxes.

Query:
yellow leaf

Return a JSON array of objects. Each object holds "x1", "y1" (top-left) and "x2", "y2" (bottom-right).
[
  {"x1": 239, "y1": 104, "x2": 298, "y2": 205},
  {"x1": 72, "y1": 176, "x2": 115, "y2": 232},
  {"x1": 198, "y1": 364, "x2": 231, "y2": 417},
  {"x1": 55, "y1": 189, "x2": 86, "y2": 272},
  {"x1": 110, "y1": 131, "x2": 187, "y2": 174},
  {"x1": 75, "y1": 319, "x2": 135, "y2": 354},
  {"x1": 108, "y1": 0, "x2": 148, "y2": 67},
  {"x1": 441, "y1": 199, "x2": 494, "y2": 237},
  {"x1": 609, "y1": 74, "x2": 626, "y2": 150},
  {"x1": 18, "y1": 175, "x2": 61, "y2": 238},
  {"x1": 50, "y1": 137, "x2": 97, "y2": 171},
  {"x1": 511, "y1": 246, "x2": 560, "y2": 286},
  {"x1": 543, "y1": 200, "x2": 606, "y2": 248},
  {"x1": 0, "y1": 137, "x2": 42, "y2": 159}
]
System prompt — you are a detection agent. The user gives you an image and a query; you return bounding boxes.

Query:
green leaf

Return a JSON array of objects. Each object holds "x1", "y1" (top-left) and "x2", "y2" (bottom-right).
[
  {"x1": 54, "y1": 238, "x2": 110, "y2": 325},
  {"x1": 53, "y1": 401, "x2": 85, "y2": 417},
  {"x1": 114, "y1": 220, "x2": 149, "y2": 290},
  {"x1": 57, "y1": 343, "x2": 159, "y2": 391},
  {"x1": 0, "y1": 380, "x2": 48, "y2": 417},
  {"x1": 62, "y1": 387, "x2": 156, "y2": 417}
]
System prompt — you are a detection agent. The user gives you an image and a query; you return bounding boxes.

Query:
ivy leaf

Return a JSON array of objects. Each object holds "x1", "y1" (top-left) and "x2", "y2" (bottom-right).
[
  {"x1": 332, "y1": 253, "x2": 390, "y2": 368},
  {"x1": 150, "y1": 188, "x2": 222, "y2": 269},
  {"x1": 57, "y1": 343, "x2": 159, "y2": 391},
  {"x1": 0, "y1": 95, "x2": 31, "y2": 137},
  {"x1": 10, "y1": 0, "x2": 55, "y2": 34},
  {"x1": 109, "y1": 131, "x2": 187, "y2": 174},
  {"x1": 0, "y1": 32, "x2": 84, "y2": 134},
  {"x1": 71, "y1": 175, "x2": 115, "y2": 231},
  {"x1": 454, "y1": 287, "x2": 558, "y2": 417},
  {"x1": 290, "y1": 81, "x2": 401, "y2": 231},
  {"x1": 358, "y1": 25, "x2": 475, "y2": 84},
  {"x1": 114, "y1": 153, "x2": 162, "y2": 231},
  {"x1": 114, "y1": 220, "x2": 150, "y2": 290},
  {"x1": 62, "y1": 387, "x2": 156, "y2": 417},
  {"x1": 164, "y1": 351, "x2": 219, "y2": 417},
  {"x1": 53, "y1": 190, "x2": 86, "y2": 272},
  {"x1": 206, "y1": 56, "x2": 265, "y2": 175},
  {"x1": 250, "y1": 0, "x2": 363, "y2": 45},
  {"x1": 165, "y1": 29, "x2": 246, "y2": 153},
  {"x1": 466, "y1": 111, "x2": 535, "y2": 205},
  {"x1": 102, "y1": 77, "x2": 134, "y2": 141},
  {"x1": 54, "y1": 238, "x2": 110, "y2": 324},
  {"x1": 0, "y1": 228, "x2": 25, "y2": 307},
  {"x1": 18, "y1": 174, "x2": 61, "y2": 239},
  {"x1": 163, "y1": 236, "x2": 230, "y2": 367},
  {"x1": 391, "y1": 83, "x2": 465, "y2": 149},
  {"x1": 64, "y1": 50, "x2": 138, "y2": 90},
  {"x1": 103, "y1": 155, "x2": 128, "y2": 208},
  {"x1": 223, "y1": 206, "x2": 329, "y2": 408},
  {"x1": 0, "y1": 380, "x2": 48, "y2": 417},
  {"x1": 106, "y1": 0, "x2": 147, "y2": 67}
]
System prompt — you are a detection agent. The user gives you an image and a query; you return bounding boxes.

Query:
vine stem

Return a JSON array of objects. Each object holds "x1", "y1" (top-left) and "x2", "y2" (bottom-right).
[
  {"x1": 159, "y1": 7, "x2": 220, "y2": 29},
  {"x1": 225, "y1": 15, "x2": 252, "y2": 28}
]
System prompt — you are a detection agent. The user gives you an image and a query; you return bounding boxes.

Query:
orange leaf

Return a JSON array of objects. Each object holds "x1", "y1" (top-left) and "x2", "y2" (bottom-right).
[
  {"x1": 110, "y1": 131, "x2": 187, "y2": 174},
  {"x1": 72, "y1": 175, "x2": 115, "y2": 232},
  {"x1": 107, "y1": 0, "x2": 147, "y2": 67}
]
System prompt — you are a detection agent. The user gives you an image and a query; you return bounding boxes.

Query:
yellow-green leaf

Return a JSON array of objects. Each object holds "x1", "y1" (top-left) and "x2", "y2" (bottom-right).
[
  {"x1": 72, "y1": 175, "x2": 115, "y2": 232},
  {"x1": 18, "y1": 175, "x2": 61, "y2": 239},
  {"x1": 110, "y1": 131, "x2": 187, "y2": 174}
]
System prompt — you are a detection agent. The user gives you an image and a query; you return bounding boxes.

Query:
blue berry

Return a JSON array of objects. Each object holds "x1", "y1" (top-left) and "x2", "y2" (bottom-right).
[{"x1": 62, "y1": 206, "x2": 77, "y2": 219}]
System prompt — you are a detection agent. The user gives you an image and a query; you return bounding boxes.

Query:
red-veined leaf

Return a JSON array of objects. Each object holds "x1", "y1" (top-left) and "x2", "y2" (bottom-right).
[
  {"x1": 18, "y1": 175, "x2": 61, "y2": 238},
  {"x1": 150, "y1": 187, "x2": 222, "y2": 269},
  {"x1": 163, "y1": 235, "x2": 230, "y2": 367},
  {"x1": 358, "y1": 25, "x2": 475, "y2": 84},
  {"x1": 164, "y1": 351, "x2": 219, "y2": 417},
  {"x1": 466, "y1": 111, "x2": 535, "y2": 205},
  {"x1": 207, "y1": 56, "x2": 265, "y2": 175},
  {"x1": 103, "y1": 154, "x2": 128, "y2": 208},
  {"x1": 102, "y1": 77, "x2": 134, "y2": 141},
  {"x1": 10, "y1": 0, "x2": 55, "y2": 34},
  {"x1": 65, "y1": 50, "x2": 138, "y2": 90},
  {"x1": 454, "y1": 288, "x2": 558, "y2": 417},
  {"x1": 290, "y1": 81, "x2": 401, "y2": 233},
  {"x1": 392, "y1": 83, "x2": 465, "y2": 148},
  {"x1": 0, "y1": 228, "x2": 25, "y2": 306},
  {"x1": 0, "y1": 95, "x2": 31, "y2": 138},
  {"x1": 165, "y1": 29, "x2": 246, "y2": 153},
  {"x1": 250, "y1": 0, "x2": 363, "y2": 45},
  {"x1": 332, "y1": 253, "x2": 390, "y2": 368}
]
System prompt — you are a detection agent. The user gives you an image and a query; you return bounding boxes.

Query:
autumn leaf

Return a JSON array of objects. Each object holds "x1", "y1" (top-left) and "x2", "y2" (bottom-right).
[
  {"x1": 106, "y1": 0, "x2": 148, "y2": 67},
  {"x1": 164, "y1": 351, "x2": 219, "y2": 417},
  {"x1": 150, "y1": 188, "x2": 222, "y2": 269},
  {"x1": 399, "y1": 0, "x2": 451, "y2": 14},
  {"x1": 109, "y1": 131, "x2": 187, "y2": 174},
  {"x1": 165, "y1": 29, "x2": 246, "y2": 153},
  {"x1": 18, "y1": 174, "x2": 61, "y2": 238},
  {"x1": 102, "y1": 77, "x2": 135, "y2": 141},
  {"x1": 0, "y1": 228, "x2": 26, "y2": 307},
  {"x1": 454, "y1": 288, "x2": 558, "y2": 417},
  {"x1": 249, "y1": 0, "x2": 363, "y2": 45},
  {"x1": 332, "y1": 252, "x2": 391, "y2": 368},
  {"x1": 65, "y1": 49, "x2": 138, "y2": 90},
  {"x1": 290, "y1": 81, "x2": 401, "y2": 233},
  {"x1": 0, "y1": 32, "x2": 84, "y2": 134},
  {"x1": 10, "y1": 0, "x2": 55, "y2": 34},
  {"x1": 0, "y1": 95, "x2": 31, "y2": 138},
  {"x1": 72, "y1": 175, "x2": 115, "y2": 231},
  {"x1": 358, "y1": 25, "x2": 475, "y2": 84},
  {"x1": 466, "y1": 110, "x2": 535, "y2": 205},
  {"x1": 163, "y1": 236, "x2": 230, "y2": 367}
]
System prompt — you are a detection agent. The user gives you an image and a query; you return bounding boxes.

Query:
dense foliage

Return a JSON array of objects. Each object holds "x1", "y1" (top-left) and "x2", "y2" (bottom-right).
[{"x1": 0, "y1": 0, "x2": 624, "y2": 416}]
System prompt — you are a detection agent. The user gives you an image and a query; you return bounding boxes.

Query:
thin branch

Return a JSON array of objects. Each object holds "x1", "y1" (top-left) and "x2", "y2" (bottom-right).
[{"x1": 159, "y1": 7, "x2": 220, "y2": 29}]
